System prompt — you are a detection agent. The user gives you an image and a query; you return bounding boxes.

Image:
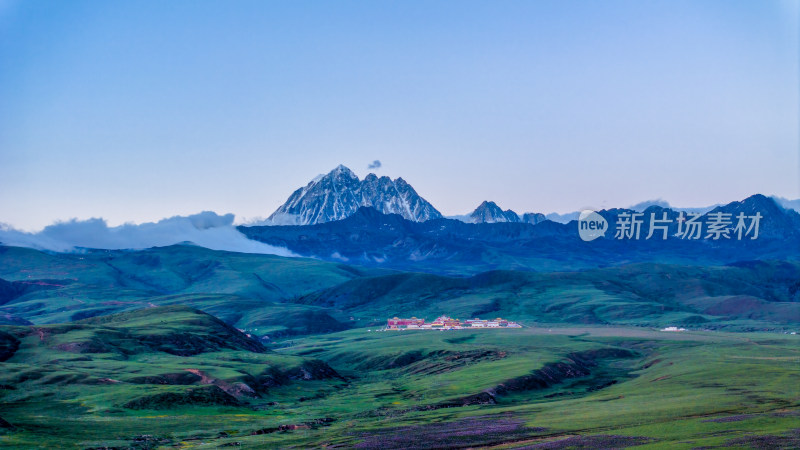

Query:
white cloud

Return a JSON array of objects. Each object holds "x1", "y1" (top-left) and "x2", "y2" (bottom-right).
[{"x1": 0, "y1": 212, "x2": 296, "y2": 256}]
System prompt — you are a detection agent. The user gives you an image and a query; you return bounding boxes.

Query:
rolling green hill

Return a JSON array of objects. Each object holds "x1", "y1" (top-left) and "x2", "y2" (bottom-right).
[
  {"x1": 295, "y1": 261, "x2": 800, "y2": 331},
  {"x1": 0, "y1": 307, "x2": 798, "y2": 448},
  {"x1": 0, "y1": 244, "x2": 387, "y2": 334},
  {"x1": 2, "y1": 245, "x2": 799, "y2": 335},
  {"x1": 0, "y1": 306, "x2": 350, "y2": 448}
]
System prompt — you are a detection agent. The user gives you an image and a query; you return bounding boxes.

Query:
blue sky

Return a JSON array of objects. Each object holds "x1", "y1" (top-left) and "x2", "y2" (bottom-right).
[{"x1": 1, "y1": 0, "x2": 798, "y2": 230}]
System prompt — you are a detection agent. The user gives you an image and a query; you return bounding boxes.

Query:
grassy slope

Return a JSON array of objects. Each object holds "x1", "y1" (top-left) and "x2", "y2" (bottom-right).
[
  {"x1": 1, "y1": 246, "x2": 799, "y2": 447},
  {"x1": 266, "y1": 327, "x2": 800, "y2": 448},
  {"x1": 1, "y1": 310, "x2": 798, "y2": 449},
  {"x1": 295, "y1": 261, "x2": 800, "y2": 331},
  {"x1": 0, "y1": 306, "x2": 350, "y2": 448},
  {"x1": 2, "y1": 246, "x2": 799, "y2": 333},
  {"x1": 0, "y1": 245, "x2": 386, "y2": 332}
]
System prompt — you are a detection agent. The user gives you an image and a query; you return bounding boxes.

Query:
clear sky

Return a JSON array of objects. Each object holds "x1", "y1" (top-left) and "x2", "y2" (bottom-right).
[{"x1": 1, "y1": 0, "x2": 798, "y2": 230}]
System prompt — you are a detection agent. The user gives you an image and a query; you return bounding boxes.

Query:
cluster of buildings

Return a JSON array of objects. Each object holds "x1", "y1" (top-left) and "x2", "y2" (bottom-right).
[{"x1": 386, "y1": 315, "x2": 521, "y2": 330}]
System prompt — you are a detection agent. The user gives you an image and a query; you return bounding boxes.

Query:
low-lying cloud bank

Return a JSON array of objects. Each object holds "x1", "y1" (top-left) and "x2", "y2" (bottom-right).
[{"x1": 0, "y1": 212, "x2": 296, "y2": 256}]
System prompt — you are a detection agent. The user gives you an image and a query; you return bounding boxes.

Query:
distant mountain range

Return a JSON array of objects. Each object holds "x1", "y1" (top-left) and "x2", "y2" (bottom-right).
[
  {"x1": 241, "y1": 193, "x2": 800, "y2": 274},
  {"x1": 451, "y1": 201, "x2": 546, "y2": 225},
  {"x1": 1, "y1": 164, "x2": 797, "y2": 264},
  {"x1": 265, "y1": 165, "x2": 548, "y2": 226},
  {"x1": 265, "y1": 165, "x2": 799, "y2": 227}
]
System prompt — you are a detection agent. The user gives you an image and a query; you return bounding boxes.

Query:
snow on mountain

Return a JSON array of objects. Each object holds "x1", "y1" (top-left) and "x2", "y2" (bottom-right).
[
  {"x1": 267, "y1": 165, "x2": 777, "y2": 228},
  {"x1": 448, "y1": 201, "x2": 546, "y2": 225},
  {"x1": 265, "y1": 165, "x2": 443, "y2": 225}
]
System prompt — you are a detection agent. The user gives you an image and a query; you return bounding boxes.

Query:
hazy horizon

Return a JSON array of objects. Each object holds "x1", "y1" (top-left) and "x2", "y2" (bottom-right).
[{"x1": 2, "y1": 1, "x2": 798, "y2": 230}]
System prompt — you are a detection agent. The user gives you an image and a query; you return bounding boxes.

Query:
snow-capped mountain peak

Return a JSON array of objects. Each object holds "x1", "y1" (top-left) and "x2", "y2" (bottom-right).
[{"x1": 266, "y1": 165, "x2": 443, "y2": 225}]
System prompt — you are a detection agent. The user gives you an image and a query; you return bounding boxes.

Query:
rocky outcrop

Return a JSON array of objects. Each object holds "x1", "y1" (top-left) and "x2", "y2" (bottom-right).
[
  {"x1": 0, "y1": 330, "x2": 20, "y2": 362},
  {"x1": 127, "y1": 372, "x2": 203, "y2": 385},
  {"x1": 123, "y1": 385, "x2": 242, "y2": 410},
  {"x1": 468, "y1": 201, "x2": 520, "y2": 223},
  {"x1": 418, "y1": 392, "x2": 497, "y2": 411},
  {"x1": 411, "y1": 348, "x2": 638, "y2": 412},
  {"x1": 488, "y1": 348, "x2": 637, "y2": 397},
  {"x1": 285, "y1": 359, "x2": 345, "y2": 381},
  {"x1": 250, "y1": 418, "x2": 336, "y2": 435},
  {"x1": 246, "y1": 360, "x2": 345, "y2": 395}
]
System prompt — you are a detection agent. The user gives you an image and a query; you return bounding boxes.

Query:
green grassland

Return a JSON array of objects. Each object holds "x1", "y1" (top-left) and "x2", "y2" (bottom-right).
[
  {"x1": 3, "y1": 245, "x2": 799, "y2": 335},
  {"x1": 294, "y1": 261, "x2": 800, "y2": 331},
  {"x1": 1, "y1": 246, "x2": 799, "y2": 448},
  {"x1": 0, "y1": 245, "x2": 386, "y2": 333},
  {"x1": 1, "y1": 306, "x2": 798, "y2": 448}
]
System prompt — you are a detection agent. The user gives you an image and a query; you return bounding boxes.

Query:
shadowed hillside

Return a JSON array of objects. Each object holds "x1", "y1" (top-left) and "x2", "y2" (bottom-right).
[
  {"x1": 0, "y1": 244, "x2": 387, "y2": 334},
  {"x1": 1, "y1": 245, "x2": 799, "y2": 333},
  {"x1": 294, "y1": 261, "x2": 800, "y2": 330}
]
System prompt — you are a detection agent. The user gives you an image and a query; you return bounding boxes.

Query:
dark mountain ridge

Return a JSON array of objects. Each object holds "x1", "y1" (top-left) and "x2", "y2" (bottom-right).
[{"x1": 241, "y1": 194, "x2": 800, "y2": 274}]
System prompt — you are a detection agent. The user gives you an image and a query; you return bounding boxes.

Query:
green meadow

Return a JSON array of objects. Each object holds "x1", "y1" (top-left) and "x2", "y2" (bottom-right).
[
  {"x1": 1, "y1": 246, "x2": 799, "y2": 448},
  {"x1": 1, "y1": 307, "x2": 798, "y2": 448}
]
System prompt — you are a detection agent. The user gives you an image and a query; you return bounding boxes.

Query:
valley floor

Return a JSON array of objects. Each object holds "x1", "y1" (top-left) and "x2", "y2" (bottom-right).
[{"x1": 1, "y1": 318, "x2": 799, "y2": 449}]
